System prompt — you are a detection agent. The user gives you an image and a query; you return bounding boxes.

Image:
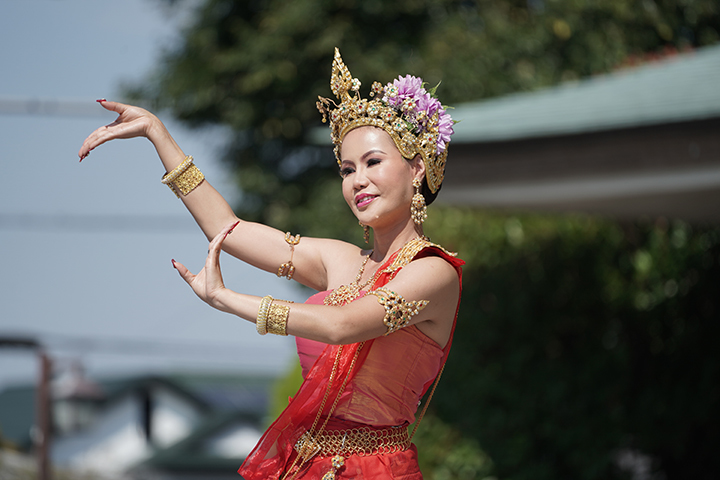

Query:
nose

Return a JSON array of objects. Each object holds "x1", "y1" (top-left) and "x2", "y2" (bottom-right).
[{"x1": 352, "y1": 167, "x2": 369, "y2": 190}]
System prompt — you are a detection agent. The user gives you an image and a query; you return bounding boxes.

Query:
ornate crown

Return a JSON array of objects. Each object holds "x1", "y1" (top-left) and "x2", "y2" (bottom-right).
[{"x1": 316, "y1": 48, "x2": 454, "y2": 194}]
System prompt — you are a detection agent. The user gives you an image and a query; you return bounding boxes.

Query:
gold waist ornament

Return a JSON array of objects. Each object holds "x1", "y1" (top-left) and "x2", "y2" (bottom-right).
[{"x1": 294, "y1": 425, "x2": 410, "y2": 460}]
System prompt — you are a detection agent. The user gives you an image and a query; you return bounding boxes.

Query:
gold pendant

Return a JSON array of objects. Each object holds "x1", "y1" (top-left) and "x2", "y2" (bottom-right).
[{"x1": 321, "y1": 455, "x2": 345, "y2": 480}]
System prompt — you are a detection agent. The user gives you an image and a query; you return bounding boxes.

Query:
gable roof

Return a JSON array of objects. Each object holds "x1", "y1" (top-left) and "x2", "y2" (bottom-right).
[{"x1": 450, "y1": 43, "x2": 720, "y2": 143}]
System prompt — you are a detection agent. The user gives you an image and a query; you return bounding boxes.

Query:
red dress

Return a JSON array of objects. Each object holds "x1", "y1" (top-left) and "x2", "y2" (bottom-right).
[{"x1": 238, "y1": 242, "x2": 463, "y2": 479}]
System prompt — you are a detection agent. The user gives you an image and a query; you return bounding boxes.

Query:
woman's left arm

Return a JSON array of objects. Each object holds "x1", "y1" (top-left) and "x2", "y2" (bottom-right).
[
  {"x1": 287, "y1": 257, "x2": 460, "y2": 347},
  {"x1": 173, "y1": 224, "x2": 459, "y2": 346}
]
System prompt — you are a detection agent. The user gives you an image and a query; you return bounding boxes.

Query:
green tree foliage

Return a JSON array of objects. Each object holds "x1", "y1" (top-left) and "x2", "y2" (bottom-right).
[
  {"x1": 131, "y1": 0, "x2": 720, "y2": 235},
  {"x1": 427, "y1": 210, "x2": 720, "y2": 479}
]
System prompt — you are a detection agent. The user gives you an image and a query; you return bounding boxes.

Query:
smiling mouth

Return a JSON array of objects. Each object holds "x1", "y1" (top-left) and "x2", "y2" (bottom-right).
[{"x1": 355, "y1": 194, "x2": 376, "y2": 208}]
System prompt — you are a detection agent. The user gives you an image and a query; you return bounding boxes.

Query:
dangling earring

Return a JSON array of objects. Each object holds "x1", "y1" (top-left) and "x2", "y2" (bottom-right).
[
  {"x1": 359, "y1": 221, "x2": 370, "y2": 244},
  {"x1": 411, "y1": 178, "x2": 427, "y2": 225}
]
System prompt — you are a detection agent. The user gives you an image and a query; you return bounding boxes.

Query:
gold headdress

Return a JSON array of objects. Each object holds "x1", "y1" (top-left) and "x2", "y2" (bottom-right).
[{"x1": 316, "y1": 48, "x2": 454, "y2": 194}]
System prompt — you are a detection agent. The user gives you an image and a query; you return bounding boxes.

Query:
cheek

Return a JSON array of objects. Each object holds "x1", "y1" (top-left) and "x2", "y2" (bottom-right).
[{"x1": 341, "y1": 178, "x2": 355, "y2": 207}]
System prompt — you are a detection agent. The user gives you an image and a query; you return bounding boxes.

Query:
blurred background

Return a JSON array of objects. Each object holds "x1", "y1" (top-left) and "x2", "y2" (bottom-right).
[{"x1": 1, "y1": 0, "x2": 719, "y2": 479}]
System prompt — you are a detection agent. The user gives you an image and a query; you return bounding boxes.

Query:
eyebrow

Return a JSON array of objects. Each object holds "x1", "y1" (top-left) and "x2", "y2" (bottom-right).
[
  {"x1": 340, "y1": 149, "x2": 387, "y2": 165},
  {"x1": 361, "y1": 149, "x2": 386, "y2": 160}
]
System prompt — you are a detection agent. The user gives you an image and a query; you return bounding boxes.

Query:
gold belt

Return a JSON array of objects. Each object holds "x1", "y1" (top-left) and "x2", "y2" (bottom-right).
[{"x1": 294, "y1": 426, "x2": 410, "y2": 459}]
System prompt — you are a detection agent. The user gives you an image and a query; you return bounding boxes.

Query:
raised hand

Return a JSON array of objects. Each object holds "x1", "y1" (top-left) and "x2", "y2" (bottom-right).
[
  {"x1": 171, "y1": 221, "x2": 240, "y2": 311},
  {"x1": 78, "y1": 100, "x2": 164, "y2": 161}
]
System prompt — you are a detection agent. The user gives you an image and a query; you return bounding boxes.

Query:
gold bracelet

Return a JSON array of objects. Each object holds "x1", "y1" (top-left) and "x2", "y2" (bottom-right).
[
  {"x1": 162, "y1": 155, "x2": 193, "y2": 184},
  {"x1": 161, "y1": 155, "x2": 205, "y2": 198},
  {"x1": 277, "y1": 232, "x2": 301, "y2": 280},
  {"x1": 173, "y1": 163, "x2": 205, "y2": 196},
  {"x1": 267, "y1": 303, "x2": 291, "y2": 336},
  {"x1": 366, "y1": 288, "x2": 429, "y2": 335},
  {"x1": 256, "y1": 295, "x2": 274, "y2": 335}
]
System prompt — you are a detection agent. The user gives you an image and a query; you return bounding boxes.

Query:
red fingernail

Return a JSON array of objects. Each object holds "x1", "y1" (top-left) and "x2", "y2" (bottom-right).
[
  {"x1": 171, "y1": 259, "x2": 177, "y2": 268},
  {"x1": 96, "y1": 98, "x2": 107, "y2": 103},
  {"x1": 228, "y1": 221, "x2": 240, "y2": 234}
]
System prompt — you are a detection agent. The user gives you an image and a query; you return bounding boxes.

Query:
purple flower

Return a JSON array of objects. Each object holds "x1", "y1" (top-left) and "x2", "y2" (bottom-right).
[
  {"x1": 417, "y1": 93, "x2": 442, "y2": 119},
  {"x1": 384, "y1": 75, "x2": 424, "y2": 108},
  {"x1": 394, "y1": 75, "x2": 424, "y2": 98},
  {"x1": 436, "y1": 111, "x2": 454, "y2": 155}
]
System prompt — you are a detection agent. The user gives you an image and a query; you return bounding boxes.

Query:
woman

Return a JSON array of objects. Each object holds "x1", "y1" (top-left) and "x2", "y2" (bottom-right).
[{"x1": 79, "y1": 48, "x2": 462, "y2": 479}]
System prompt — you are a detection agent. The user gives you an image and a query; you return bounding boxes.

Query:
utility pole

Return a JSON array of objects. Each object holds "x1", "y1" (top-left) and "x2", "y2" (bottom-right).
[{"x1": 0, "y1": 336, "x2": 52, "y2": 480}]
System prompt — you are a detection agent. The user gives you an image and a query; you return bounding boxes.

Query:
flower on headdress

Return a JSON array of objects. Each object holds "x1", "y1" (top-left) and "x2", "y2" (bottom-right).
[
  {"x1": 371, "y1": 81, "x2": 384, "y2": 97},
  {"x1": 351, "y1": 78, "x2": 361, "y2": 92},
  {"x1": 416, "y1": 93, "x2": 442, "y2": 122},
  {"x1": 436, "y1": 111, "x2": 455, "y2": 155},
  {"x1": 384, "y1": 84, "x2": 399, "y2": 99},
  {"x1": 401, "y1": 97, "x2": 417, "y2": 114}
]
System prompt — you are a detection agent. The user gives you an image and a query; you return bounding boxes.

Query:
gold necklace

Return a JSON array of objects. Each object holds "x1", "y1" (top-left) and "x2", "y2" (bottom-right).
[
  {"x1": 323, "y1": 236, "x2": 432, "y2": 307},
  {"x1": 323, "y1": 252, "x2": 376, "y2": 306}
]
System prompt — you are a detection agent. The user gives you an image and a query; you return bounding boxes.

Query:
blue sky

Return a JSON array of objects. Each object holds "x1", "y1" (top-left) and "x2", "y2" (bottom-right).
[{"x1": 0, "y1": 0, "x2": 302, "y2": 389}]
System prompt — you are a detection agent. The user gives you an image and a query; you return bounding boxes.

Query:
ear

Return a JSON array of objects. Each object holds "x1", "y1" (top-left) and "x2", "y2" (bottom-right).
[{"x1": 410, "y1": 154, "x2": 425, "y2": 183}]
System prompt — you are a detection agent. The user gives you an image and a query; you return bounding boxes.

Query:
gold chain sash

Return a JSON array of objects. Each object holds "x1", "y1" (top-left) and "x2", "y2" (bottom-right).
[{"x1": 294, "y1": 425, "x2": 410, "y2": 459}]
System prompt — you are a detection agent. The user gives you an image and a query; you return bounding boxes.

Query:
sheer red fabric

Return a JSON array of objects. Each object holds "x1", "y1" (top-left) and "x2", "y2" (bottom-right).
[{"x1": 238, "y1": 245, "x2": 463, "y2": 479}]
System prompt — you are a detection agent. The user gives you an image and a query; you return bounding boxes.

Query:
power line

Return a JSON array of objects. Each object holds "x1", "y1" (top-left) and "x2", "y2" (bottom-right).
[
  {"x1": 0, "y1": 96, "x2": 111, "y2": 118},
  {"x1": 0, "y1": 213, "x2": 198, "y2": 233},
  {"x1": 0, "y1": 331, "x2": 287, "y2": 363}
]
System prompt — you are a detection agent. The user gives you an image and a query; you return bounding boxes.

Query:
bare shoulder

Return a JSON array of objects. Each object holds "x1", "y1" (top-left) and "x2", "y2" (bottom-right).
[{"x1": 392, "y1": 255, "x2": 460, "y2": 296}]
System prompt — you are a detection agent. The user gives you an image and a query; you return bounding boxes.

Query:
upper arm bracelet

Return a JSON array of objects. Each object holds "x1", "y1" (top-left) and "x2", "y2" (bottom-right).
[
  {"x1": 277, "y1": 232, "x2": 301, "y2": 280},
  {"x1": 366, "y1": 287, "x2": 429, "y2": 335}
]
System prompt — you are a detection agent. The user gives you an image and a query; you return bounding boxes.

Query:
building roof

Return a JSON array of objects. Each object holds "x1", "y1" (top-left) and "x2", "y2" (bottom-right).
[
  {"x1": 451, "y1": 43, "x2": 720, "y2": 143},
  {"x1": 0, "y1": 372, "x2": 274, "y2": 452},
  {"x1": 135, "y1": 410, "x2": 261, "y2": 474}
]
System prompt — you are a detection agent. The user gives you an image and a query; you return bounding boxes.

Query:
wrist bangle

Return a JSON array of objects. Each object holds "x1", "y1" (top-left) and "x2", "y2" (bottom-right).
[
  {"x1": 256, "y1": 295, "x2": 274, "y2": 335},
  {"x1": 162, "y1": 155, "x2": 205, "y2": 198}
]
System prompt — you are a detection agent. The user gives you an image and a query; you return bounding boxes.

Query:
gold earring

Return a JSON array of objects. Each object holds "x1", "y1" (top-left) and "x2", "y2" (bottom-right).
[
  {"x1": 359, "y1": 221, "x2": 370, "y2": 244},
  {"x1": 411, "y1": 178, "x2": 427, "y2": 225}
]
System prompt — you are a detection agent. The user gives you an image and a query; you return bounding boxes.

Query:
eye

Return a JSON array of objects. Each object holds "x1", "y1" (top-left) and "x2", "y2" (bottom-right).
[
  {"x1": 367, "y1": 158, "x2": 381, "y2": 166},
  {"x1": 339, "y1": 166, "x2": 355, "y2": 178}
]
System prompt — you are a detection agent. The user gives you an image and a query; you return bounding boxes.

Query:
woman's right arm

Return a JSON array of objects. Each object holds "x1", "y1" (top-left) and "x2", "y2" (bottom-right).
[{"x1": 79, "y1": 100, "x2": 347, "y2": 291}]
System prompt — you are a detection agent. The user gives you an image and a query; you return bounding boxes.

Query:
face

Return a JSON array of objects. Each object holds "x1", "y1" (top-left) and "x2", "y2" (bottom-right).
[{"x1": 339, "y1": 126, "x2": 424, "y2": 229}]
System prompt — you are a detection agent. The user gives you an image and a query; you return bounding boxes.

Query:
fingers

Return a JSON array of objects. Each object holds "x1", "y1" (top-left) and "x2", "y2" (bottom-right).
[
  {"x1": 78, "y1": 100, "x2": 141, "y2": 161},
  {"x1": 97, "y1": 99, "x2": 125, "y2": 114},
  {"x1": 171, "y1": 258, "x2": 195, "y2": 284},
  {"x1": 172, "y1": 259, "x2": 197, "y2": 287},
  {"x1": 208, "y1": 221, "x2": 240, "y2": 255}
]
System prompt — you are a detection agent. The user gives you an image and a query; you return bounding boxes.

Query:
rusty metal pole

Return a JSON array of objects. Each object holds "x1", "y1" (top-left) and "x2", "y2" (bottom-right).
[
  {"x1": 36, "y1": 350, "x2": 52, "y2": 480},
  {"x1": 0, "y1": 337, "x2": 52, "y2": 480}
]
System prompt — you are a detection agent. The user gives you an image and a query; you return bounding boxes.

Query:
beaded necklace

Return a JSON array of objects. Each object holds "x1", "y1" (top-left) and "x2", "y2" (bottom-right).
[
  {"x1": 323, "y1": 236, "x2": 442, "y2": 307},
  {"x1": 323, "y1": 251, "x2": 378, "y2": 306}
]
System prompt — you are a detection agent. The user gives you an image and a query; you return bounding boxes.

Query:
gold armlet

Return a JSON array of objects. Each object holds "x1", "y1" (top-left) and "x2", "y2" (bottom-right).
[
  {"x1": 277, "y1": 232, "x2": 301, "y2": 280},
  {"x1": 366, "y1": 287, "x2": 429, "y2": 335},
  {"x1": 161, "y1": 155, "x2": 205, "y2": 198}
]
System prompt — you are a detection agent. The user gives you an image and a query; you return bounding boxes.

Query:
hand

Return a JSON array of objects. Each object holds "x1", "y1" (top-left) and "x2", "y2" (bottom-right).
[
  {"x1": 172, "y1": 221, "x2": 240, "y2": 310},
  {"x1": 78, "y1": 100, "x2": 164, "y2": 161}
]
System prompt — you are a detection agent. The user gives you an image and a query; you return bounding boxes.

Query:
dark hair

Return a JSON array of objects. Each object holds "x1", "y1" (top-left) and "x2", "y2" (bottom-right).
[{"x1": 422, "y1": 176, "x2": 441, "y2": 206}]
